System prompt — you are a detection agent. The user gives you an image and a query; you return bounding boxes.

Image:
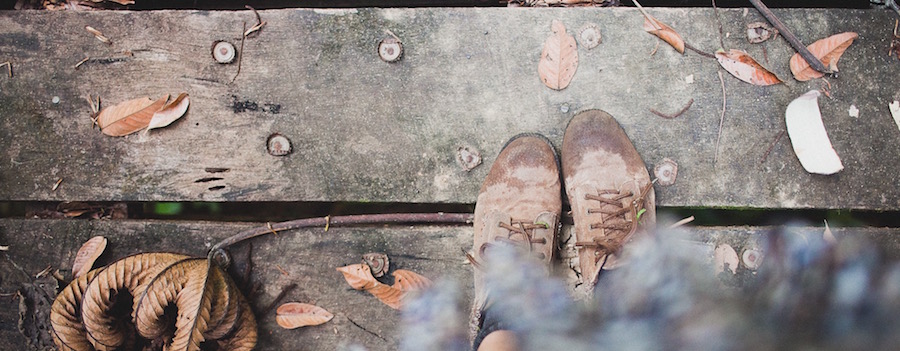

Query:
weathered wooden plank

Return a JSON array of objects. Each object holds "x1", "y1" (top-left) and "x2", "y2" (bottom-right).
[
  {"x1": 1, "y1": 8, "x2": 899, "y2": 209},
  {"x1": 2, "y1": 218, "x2": 900, "y2": 349}
]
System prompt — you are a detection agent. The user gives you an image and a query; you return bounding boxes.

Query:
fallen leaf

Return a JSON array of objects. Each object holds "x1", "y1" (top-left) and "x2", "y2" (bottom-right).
[
  {"x1": 789, "y1": 32, "x2": 858, "y2": 81},
  {"x1": 51, "y1": 252, "x2": 257, "y2": 351},
  {"x1": 276, "y1": 303, "x2": 334, "y2": 329},
  {"x1": 337, "y1": 264, "x2": 432, "y2": 309},
  {"x1": 147, "y1": 93, "x2": 190, "y2": 131},
  {"x1": 714, "y1": 244, "x2": 739, "y2": 275},
  {"x1": 642, "y1": 15, "x2": 685, "y2": 54},
  {"x1": 71, "y1": 236, "x2": 106, "y2": 279},
  {"x1": 362, "y1": 252, "x2": 390, "y2": 278},
  {"x1": 336, "y1": 263, "x2": 378, "y2": 290},
  {"x1": 538, "y1": 20, "x2": 578, "y2": 90},
  {"x1": 890, "y1": 101, "x2": 900, "y2": 132},
  {"x1": 97, "y1": 95, "x2": 168, "y2": 136},
  {"x1": 785, "y1": 90, "x2": 843, "y2": 175},
  {"x1": 716, "y1": 49, "x2": 783, "y2": 86}
]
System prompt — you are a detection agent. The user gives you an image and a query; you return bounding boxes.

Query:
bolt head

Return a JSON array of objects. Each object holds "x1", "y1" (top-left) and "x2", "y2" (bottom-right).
[
  {"x1": 212, "y1": 41, "x2": 236, "y2": 64},
  {"x1": 267, "y1": 133, "x2": 292, "y2": 156}
]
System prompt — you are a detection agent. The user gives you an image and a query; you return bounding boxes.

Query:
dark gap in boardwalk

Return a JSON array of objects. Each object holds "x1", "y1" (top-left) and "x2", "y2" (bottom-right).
[{"x1": 2, "y1": 201, "x2": 899, "y2": 228}]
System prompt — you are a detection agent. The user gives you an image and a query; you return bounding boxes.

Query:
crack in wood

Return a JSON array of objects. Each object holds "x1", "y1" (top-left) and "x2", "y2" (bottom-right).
[{"x1": 346, "y1": 315, "x2": 387, "y2": 342}]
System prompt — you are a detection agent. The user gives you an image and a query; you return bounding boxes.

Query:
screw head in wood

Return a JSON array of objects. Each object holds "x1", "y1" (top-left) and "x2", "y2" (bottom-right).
[
  {"x1": 378, "y1": 37, "x2": 403, "y2": 62},
  {"x1": 212, "y1": 41, "x2": 236, "y2": 64},
  {"x1": 742, "y1": 248, "x2": 763, "y2": 270},
  {"x1": 267, "y1": 133, "x2": 292, "y2": 156},
  {"x1": 653, "y1": 158, "x2": 678, "y2": 186},
  {"x1": 456, "y1": 146, "x2": 482, "y2": 172}
]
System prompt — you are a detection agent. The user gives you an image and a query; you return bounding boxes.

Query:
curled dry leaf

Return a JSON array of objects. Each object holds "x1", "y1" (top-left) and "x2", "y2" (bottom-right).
[
  {"x1": 97, "y1": 95, "x2": 168, "y2": 136},
  {"x1": 51, "y1": 252, "x2": 257, "y2": 351},
  {"x1": 642, "y1": 15, "x2": 685, "y2": 54},
  {"x1": 147, "y1": 93, "x2": 190, "y2": 131},
  {"x1": 337, "y1": 264, "x2": 432, "y2": 309},
  {"x1": 714, "y1": 244, "x2": 739, "y2": 275},
  {"x1": 789, "y1": 32, "x2": 858, "y2": 81},
  {"x1": 785, "y1": 90, "x2": 843, "y2": 175},
  {"x1": 716, "y1": 49, "x2": 783, "y2": 86},
  {"x1": 276, "y1": 302, "x2": 334, "y2": 329},
  {"x1": 71, "y1": 235, "x2": 106, "y2": 279},
  {"x1": 362, "y1": 252, "x2": 390, "y2": 278},
  {"x1": 538, "y1": 20, "x2": 578, "y2": 90}
]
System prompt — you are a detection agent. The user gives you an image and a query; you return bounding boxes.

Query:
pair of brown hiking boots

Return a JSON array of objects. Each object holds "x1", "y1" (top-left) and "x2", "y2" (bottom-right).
[{"x1": 470, "y1": 109, "x2": 656, "y2": 320}]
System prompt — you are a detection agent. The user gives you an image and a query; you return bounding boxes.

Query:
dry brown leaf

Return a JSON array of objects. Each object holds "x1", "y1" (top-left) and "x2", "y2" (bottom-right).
[
  {"x1": 338, "y1": 264, "x2": 432, "y2": 309},
  {"x1": 336, "y1": 263, "x2": 378, "y2": 290},
  {"x1": 50, "y1": 269, "x2": 99, "y2": 351},
  {"x1": 276, "y1": 302, "x2": 334, "y2": 329},
  {"x1": 81, "y1": 253, "x2": 190, "y2": 350},
  {"x1": 215, "y1": 297, "x2": 258, "y2": 351},
  {"x1": 716, "y1": 49, "x2": 783, "y2": 86},
  {"x1": 642, "y1": 15, "x2": 685, "y2": 54},
  {"x1": 538, "y1": 20, "x2": 578, "y2": 90},
  {"x1": 97, "y1": 95, "x2": 168, "y2": 136},
  {"x1": 71, "y1": 236, "x2": 106, "y2": 279},
  {"x1": 147, "y1": 93, "x2": 190, "y2": 131},
  {"x1": 205, "y1": 269, "x2": 243, "y2": 339},
  {"x1": 789, "y1": 32, "x2": 858, "y2": 81}
]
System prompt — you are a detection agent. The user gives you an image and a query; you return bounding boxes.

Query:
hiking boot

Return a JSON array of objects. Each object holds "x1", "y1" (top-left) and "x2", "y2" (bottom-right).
[
  {"x1": 562, "y1": 110, "x2": 656, "y2": 290},
  {"x1": 469, "y1": 133, "x2": 562, "y2": 338}
]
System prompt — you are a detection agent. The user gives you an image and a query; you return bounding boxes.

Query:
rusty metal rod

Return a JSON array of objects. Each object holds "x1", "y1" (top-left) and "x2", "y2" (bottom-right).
[{"x1": 748, "y1": 0, "x2": 830, "y2": 74}]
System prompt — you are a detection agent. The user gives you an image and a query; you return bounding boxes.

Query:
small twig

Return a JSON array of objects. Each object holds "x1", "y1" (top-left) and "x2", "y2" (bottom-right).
[
  {"x1": 210, "y1": 213, "x2": 474, "y2": 253},
  {"x1": 245, "y1": 5, "x2": 262, "y2": 25},
  {"x1": 275, "y1": 264, "x2": 289, "y2": 276},
  {"x1": 84, "y1": 25, "x2": 112, "y2": 45},
  {"x1": 0, "y1": 245, "x2": 8, "y2": 251},
  {"x1": 748, "y1": 0, "x2": 829, "y2": 74},
  {"x1": 668, "y1": 216, "x2": 695, "y2": 229},
  {"x1": 231, "y1": 22, "x2": 246, "y2": 83},
  {"x1": 85, "y1": 95, "x2": 101, "y2": 128},
  {"x1": 74, "y1": 57, "x2": 90, "y2": 70},
  {"x1": 760, "y1": 130, "x2": 786, "y2": 163},
  {"x1": 52, "y1": 178, "x2": 63, "y2": 191},
  {"x1": 259, "y1": 283, "x2": 297, "y2": 316},
  {"x1": 266, "y1": 222, "x2": 278, "y2": 236},
  {"x1": 0, "y1": 61, "x2": 11, "y2": 78},
  {"x1": 650, "y1": 98, "x2": 693, "y2": 119},
  {"x1": 684, "y1": 43, "x2": 716, "y2": 59},
  {"x1": 346, "y1": 316, "x2": 388, "y2": 342},
  {"x1": 649, "y1": 41, "x2": 660, "y2": 56},
  {"x1": 631, "y1": 0, "x2": 662, "y2": 31},
  {"x1": 35, "y1": 265, "x2": 52, "y2": 279},
  {"x1": 711, "y1": 0, "x2": 726, "y2": 49},
  {"x1": 324, "y1": 215, "x2": 331, "y2": 232},
  {"x1": 714, "y1": 71, "x2": 726, "y2": 165},
  {"x1": 244, "y1": 21, "x2": 266, "y2": 37}
]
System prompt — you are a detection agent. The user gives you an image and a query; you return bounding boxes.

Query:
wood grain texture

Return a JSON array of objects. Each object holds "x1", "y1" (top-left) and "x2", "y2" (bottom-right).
[
  {"x1": 0, "y1": 8, "x2": 898, "y2": 209},
  {"x1": 2, "y1": 218, "x2": 900, "y2": 350}
]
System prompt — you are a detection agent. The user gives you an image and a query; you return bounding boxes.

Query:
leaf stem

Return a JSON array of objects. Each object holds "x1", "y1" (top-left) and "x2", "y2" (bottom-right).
[
  {"x1": 714, "y1": 71, "x2": 727, "y2": 166},
  {"x1": 748, "y1": 0, "x2": 830, "y2": 74}
]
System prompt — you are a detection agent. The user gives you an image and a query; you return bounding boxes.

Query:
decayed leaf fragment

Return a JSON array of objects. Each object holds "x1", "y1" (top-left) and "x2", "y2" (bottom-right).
[
  {"x1": 715, "y1": 49, "x2": 783, "y2": 86},
  {"x1": 714, "y1": 244, "x2": 739, "y2": 275},
  {"x1": 147, "y1": 93, "x2": 190, "y2": 131},
  {"x1": 538, "y1": 20, "x2": 578, "y2": 90},
  {"x1": 337, "y1": 264, "x2": 433, "y2": 309},
  {"x1": 642, "y1": 15, "x2": 685, "y2": 54},
  {"x1": 276, "y1": 302, "x2": 334, "y2": 329},
  {"x1": 785, "y1": 90, "x2": 844, "y2": 175},
  {"x1": 71, "y1": 235, "x2": 106, "y2": 278},
  {"x1": 97, "y1": 95, "x2": 168, "y2": 136},
  {"x1": 789, "y1": 32, "x2": 858, "y2": 81}
]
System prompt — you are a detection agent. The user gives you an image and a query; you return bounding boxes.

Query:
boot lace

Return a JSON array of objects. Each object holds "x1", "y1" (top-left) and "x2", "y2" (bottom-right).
[
  {"x1": 575, "y1": 181, "x2": 654, "y2": 264},
  {"x1": 466, "y1": 219, "x2": 550, "y2": 270}
]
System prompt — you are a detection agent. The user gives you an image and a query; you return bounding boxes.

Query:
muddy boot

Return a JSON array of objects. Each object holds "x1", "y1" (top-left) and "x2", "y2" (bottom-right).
[
  {"x1": 468, "y1": 134, "x2": 562, "y2": 343},
  {"x1": 562, "y1": 110, "x2": 656, "y2": 297}
]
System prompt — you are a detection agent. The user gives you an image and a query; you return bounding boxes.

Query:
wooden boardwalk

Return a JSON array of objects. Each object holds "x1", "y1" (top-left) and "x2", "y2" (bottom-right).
[{"x1": 1, "y1": 6, "x2": 899, "y2": 350}]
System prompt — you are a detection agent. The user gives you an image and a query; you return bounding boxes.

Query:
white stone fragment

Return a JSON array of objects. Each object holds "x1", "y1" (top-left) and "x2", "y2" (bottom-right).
[
  {"x1": 785, "y1": 90, "x2": 843, "y2": 175},
  {"x1": 848, "y1": 104, "x2": 859, "y2": 118},
  {"x1": 890, "y1": 101, "x2": 900, "y2": 131},
  {"x1": 685, "y1": 74, "x2": 694, "y2": 84}
]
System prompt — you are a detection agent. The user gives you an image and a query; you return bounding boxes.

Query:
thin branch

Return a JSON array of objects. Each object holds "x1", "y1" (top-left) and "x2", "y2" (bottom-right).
[
  {"x1": 650, "y1": 98, "x2": 693, "y2": 119},
  {"x1": 760, "y1": 129, "x2": 786, "y2": 163},
  {"x1": 684, "y1": 43, "x2": 716, "y2": 59},
  {"x1": 631, "y1": 0, "x2": 661, "y2": 30},
  {"x1": 711, "y1": 0, "x2": 726, "y2": 49},
  {"x1": 748, "y1": 0, "x2": 830, "y2": 74},
  {"x1": 0, "y1": 61, "x2": 11, "y2": 78},
  {"x1": 668, "y1": 216, "x2": 695, "y2": 229},
  {"x1": 210, "y1": 212, "x2": 474, "y2": 253},
  {"x1": 259, "y1": 283, "x2": 297, "y2": 316},
  {"x1": 231, "y1": 22, "x2": 246, "y2": 83},
  {"x1": 714, "y1": 71, "x2": 726, "y2": 165}
]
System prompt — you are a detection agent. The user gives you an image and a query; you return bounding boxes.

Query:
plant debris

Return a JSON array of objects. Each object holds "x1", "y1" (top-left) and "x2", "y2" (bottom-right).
[
  {"x1": 747, "y1": 21, "x2": 778, "y2": 43},
  {"x1": 276, "y1": 303, "x2": 333, "y2": 329},
  {"x1": 890, "y1": 101, "x2": 900, "y2": 132},
  {"x1": 650, "y1": 98, "x2": 693, "y2": 119},
  {"x1": 84, "y1": 25, "x2": 111, "y2": 45},
  {"x1": 71, "y1": 236, "x2": 106, "y2": 279},
  {"x1": 97, "y1": 93, "x2": 189, "y2": 136},
  {"x1": 336, "y1": 263, "x2": 432, "y2": 309},
  {"x1": 785, "y1": 90, "x2": 843, "y2": 175},
  {"x1": 362, "y1": 252, "x2": 390, "y2": 278},
  {"x1": 715, "y1": 49, "x2": 783, "y2": 86},
  {"x1": 749, "y1": 0, "x2": 830, "y2": 74},
  {"x1": 714, "y1": 243, "x2": 739, "y2": 275},
  {"x1": 634, "y1": 0, "x2": 684, "y2": 54},
  {"x1": 147, "y1": 93, "x2": 190, "y2": 131},
  {"x1": 50, "y1": 252, "x2": 257, "y2": 351},
  {"x1": 0, "y1": 61, "x2": 11, "y2": 78},
  {"x1": 789, "y1": 32, "x2": 858, "y2": 81},
  {"x1": 538, "y1": 20, "x2": 578, "y2": 90}
]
